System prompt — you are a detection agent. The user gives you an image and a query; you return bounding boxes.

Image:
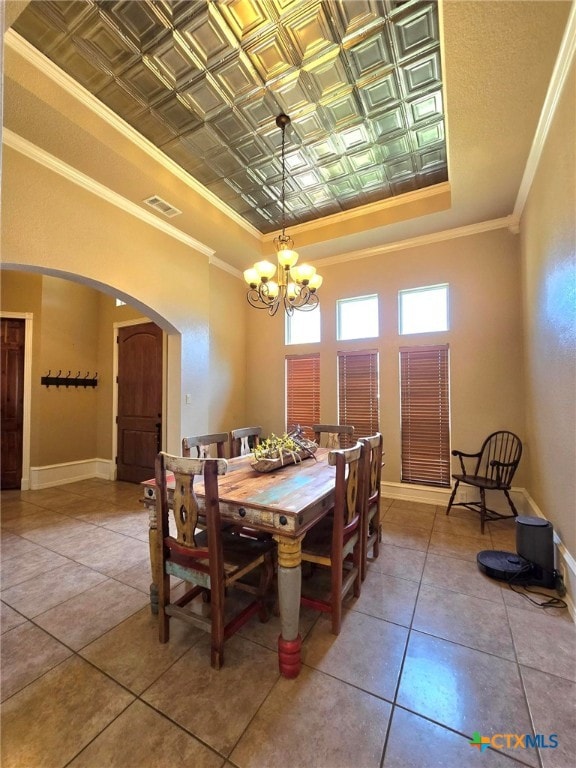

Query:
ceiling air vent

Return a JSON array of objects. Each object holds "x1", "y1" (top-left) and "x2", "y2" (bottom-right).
[{"x1": 143, "y1": 195, "x2": 182, "y2": 218}]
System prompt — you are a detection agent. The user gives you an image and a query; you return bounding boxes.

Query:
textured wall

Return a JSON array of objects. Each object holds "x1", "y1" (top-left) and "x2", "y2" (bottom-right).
[{"x1": 520, "y1": 60, "x2": 576, "y2": 555}]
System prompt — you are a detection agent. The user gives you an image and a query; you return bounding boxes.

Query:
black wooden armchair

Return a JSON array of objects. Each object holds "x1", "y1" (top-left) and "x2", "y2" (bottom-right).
[{"x1": 446, "y1": 431, "x2": 523, "y2": 534}]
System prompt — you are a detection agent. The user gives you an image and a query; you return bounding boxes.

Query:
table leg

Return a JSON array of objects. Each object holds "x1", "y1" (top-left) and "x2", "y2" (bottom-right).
[
  {"x1": 147, "y1": 502, "x2": 158, "y2": 614},
  {"x1": 274, "y1": 534, "x2": 303, "y2": 678}
]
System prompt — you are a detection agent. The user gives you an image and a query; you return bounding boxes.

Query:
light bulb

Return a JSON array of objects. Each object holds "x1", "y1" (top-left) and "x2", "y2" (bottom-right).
[
  {"x1": 243, "y1": 268, "x2": 260, "y2": 286},
  {"x1": 277, "y1": 247, "x2": 299, "y2": 268},
  {"x1": 254, "y1": 260, "x2": 277, "y2": 280},
  {"x1": 265, "y1": 280, "x2": 279, "y2": 298},
  {"x1": 308, "y1": 274, "x2": 323, "y2": 291}
]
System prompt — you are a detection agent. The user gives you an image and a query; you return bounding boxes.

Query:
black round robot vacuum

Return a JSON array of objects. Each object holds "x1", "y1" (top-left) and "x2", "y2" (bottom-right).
[{"x1": 477, "y1": 550, "x2": 533, "y2": 583}]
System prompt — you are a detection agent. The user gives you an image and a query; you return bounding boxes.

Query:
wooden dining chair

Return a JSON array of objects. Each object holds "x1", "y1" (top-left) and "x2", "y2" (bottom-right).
[
  {"x1": 359, "y1": 433, "x2": 384, "y2": 581},
  {"x1": 300, "y1": 441, "x2": 365, "y2": 635},
  {"x1": 182, "y1": 432, "x2": 228, "y2": 459},
  {"x1": 313, "y1": 424, "x2": 354, "y2": 449},
  {"x1": 155, "y1": 452, "x2": 275, "y2": 669},
  {"x1": 446, "y1": 431, "x2": 523, "y2": 534},
  {"x1": 229, "y1": 426, "x2": 262, "y2": 457}
]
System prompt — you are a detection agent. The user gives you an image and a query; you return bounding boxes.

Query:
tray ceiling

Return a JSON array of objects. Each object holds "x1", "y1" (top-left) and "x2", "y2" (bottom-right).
[{"x1": 13, "y1": 0, "x2": 448, "y2": 235}]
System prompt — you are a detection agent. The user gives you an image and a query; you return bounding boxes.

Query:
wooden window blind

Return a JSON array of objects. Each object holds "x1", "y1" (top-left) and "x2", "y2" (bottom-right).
[
  {"x1": 337, "y1": 350, "x2": 379, "y2": 442},
  {"x1": 286, "y1": 354, "x2": 320, "y2": 440},
  {"x1": 400, "y1": 344, "x2": 450, "y2": 487}
]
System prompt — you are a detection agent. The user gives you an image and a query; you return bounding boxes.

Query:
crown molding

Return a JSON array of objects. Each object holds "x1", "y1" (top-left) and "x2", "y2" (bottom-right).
[
  {"x1": 262, "y1": 182, "x2": 452, "y2": 243},
  {"x1": 3, "y1": 129, "x2": 215, "y2": 258},
  {"x1": 209, "y1": 255, "x2": 242, "y2": 279},
  {"x1": 513, "y1": 1, "x2": 576, "y2": 220},
  {"x1": 5, "y1": 30, "x2": 261, "y2": 240},
  {"x1": 313, "y1": 216, "x2": 518, "y2": 268}
]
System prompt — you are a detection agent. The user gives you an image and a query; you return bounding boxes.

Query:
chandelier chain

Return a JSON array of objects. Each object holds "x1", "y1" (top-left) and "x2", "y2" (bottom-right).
[{"x1": 280, "y1": 118, "x2": 287, "y2": 238}]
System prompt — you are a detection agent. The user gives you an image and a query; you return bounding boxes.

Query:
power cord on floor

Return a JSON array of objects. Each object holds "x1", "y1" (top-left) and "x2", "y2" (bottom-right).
[{"x1": 507, "y1": 565, "x2": 568, "y2": 609}]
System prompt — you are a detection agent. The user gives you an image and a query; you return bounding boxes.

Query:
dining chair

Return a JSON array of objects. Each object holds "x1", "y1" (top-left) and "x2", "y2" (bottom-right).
[
  {"x1": 359, "y1": 433, "x2": 384, "y2": 581},
  {"x1": 300, "y1": 441, "x2": 365, "y2": 635},
  {"x1": 155, "y1": 452, "x2": 275, "y2": 669},
  {"x1": 182, "y1": 432, "x2": 228, "y2": 459},
  {"x1": 229, "y1": 426, "x2": 262, "y2": 457},
  {"x1": 446, "y1": 431, "x2": 523, "y2": 534},
  {"x1": 313, "y1": 424, "x2": 355, "y2": 449}
]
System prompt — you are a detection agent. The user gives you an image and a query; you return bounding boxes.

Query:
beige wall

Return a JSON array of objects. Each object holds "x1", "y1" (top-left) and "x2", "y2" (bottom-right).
[
  {"x1": 245, "y1": 227, "x2": 525, "y2": 486},
  {"x1": 208, "y1": 265, "x2": 248, "y2": 442},
  {"x1": 520, "y1": 60, "x2": 576, "y2": 556},
  {"x1": 36, "y1": 276, "x2": 99, "y2": 465},
  {"x1": 0, "y1": 147, "x2": 242, "y2": 458}
]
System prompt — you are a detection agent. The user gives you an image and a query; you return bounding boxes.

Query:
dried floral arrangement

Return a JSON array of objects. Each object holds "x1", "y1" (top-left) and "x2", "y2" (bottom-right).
[{"x1": 251, "y1": 427, "x2": 317, "y2": 473}]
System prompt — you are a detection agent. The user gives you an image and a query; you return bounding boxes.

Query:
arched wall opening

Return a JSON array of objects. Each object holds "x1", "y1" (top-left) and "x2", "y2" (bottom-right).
[{"x1": 1, "y1": 263, "x2": 183, "y2": 489}]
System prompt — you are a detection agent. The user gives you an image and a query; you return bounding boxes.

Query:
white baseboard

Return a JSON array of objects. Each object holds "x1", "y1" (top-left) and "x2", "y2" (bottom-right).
[
  {"x1": 381, "y1": 481, "x2": 526, "y2": 511},
  {"x1": 29, "y1": 459, "x2": 115, "y2": 489},
  {"x1": 381, "y1": 480, "x2": 575, "y2": 621}
]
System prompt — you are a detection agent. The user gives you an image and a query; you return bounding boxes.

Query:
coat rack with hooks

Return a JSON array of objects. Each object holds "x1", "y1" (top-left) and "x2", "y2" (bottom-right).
[{"x1": 41, "y1": 370, "x2": 98, "y2": 389}]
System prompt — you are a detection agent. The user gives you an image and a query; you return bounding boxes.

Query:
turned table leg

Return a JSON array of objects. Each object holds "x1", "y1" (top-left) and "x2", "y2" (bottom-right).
[{"x1": 274, "y1": 534, "x2": 303, "y2": 678}]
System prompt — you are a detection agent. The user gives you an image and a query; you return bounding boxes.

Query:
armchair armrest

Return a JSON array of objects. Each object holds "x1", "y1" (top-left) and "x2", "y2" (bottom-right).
[
  {"x1": 451, "y1": 448, "x2": 481, "y2": 476},
  {"x1": 490, "y1": 457, "x2": 518, "y2": 486}
]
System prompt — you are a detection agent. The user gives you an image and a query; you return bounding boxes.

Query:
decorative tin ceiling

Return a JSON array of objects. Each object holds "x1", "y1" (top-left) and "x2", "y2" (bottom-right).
[{"x1": 13, "y1": 0, "x2": 448, "y2": 235}]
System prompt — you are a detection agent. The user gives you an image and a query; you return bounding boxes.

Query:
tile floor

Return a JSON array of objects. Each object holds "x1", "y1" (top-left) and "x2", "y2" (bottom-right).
[{"x1": 1, "y1": 480, "x2": 575, "y2": 768}]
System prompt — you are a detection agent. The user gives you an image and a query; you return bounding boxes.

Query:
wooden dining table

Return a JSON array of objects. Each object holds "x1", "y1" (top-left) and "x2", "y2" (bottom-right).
[{"x1": 141, "y1": 448, "x2": 336, "y2": 678}]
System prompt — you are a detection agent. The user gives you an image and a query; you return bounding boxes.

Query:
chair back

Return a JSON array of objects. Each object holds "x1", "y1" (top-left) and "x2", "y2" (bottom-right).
[
  {"x1": 156, "y1": 453, "x2": 228, "y2": 585},
  {"x1": 476, "y1": 431, "x2": 522, "y2": 487},
  {"x1": 328, "y1": 442, "x2": 364, "y2": 534},
  {"x1": 182, "y1": 433, "x2": 228, "y2": 459},
  {"x1": 230, "y1": 426, "x2": 262, "y2": 457},
  {"x1": 359, "y1": 433, "x2": 384, "y2": 510},
  {"x1": 314, "y1": 424, "x2": 354, "y2": 449}
]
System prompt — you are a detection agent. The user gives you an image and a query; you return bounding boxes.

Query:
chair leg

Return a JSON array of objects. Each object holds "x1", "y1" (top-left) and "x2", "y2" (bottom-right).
[
  {"x1": 257, "y1": 553, "x2": 274, "y2": 623},
  {"x1": 504, "y1": 489, "x2": 519, "y2": 518},
  {"x1": 372, "y1": 515, "x2": 381, "y2": 560},
  {"x1": 331, "y1": 557, "x2": 343, "y2": 636},
  {"x1": 158, "y1": 572, "x2": 170, "y2": 643},
  {"x1": 353, "y1": 544, "x2": 361, "y2": 600},
  {"x1": 446, "y1": 481, "x2": 459, "y2": 516},
  {"x1": 210, "y1": 582, "x2": 225, "y2": 670},
  {"x1": 479, "y1": 487, "x2": 486, "y2": 534},
  {"x1": 211, "y1": 644, "x2": 224, "y2": 670}
]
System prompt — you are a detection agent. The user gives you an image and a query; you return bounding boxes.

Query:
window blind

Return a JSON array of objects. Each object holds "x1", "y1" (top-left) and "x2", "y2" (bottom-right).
[
  {"x1": 286, "y1": 354, "x2": 320, "y2": 440},
  {"x1": 337, "y1": 350, "x2": 379, "y2": 443},
  {"x1": 400, "y1": 344, "x2": 450, "y2": 487}
]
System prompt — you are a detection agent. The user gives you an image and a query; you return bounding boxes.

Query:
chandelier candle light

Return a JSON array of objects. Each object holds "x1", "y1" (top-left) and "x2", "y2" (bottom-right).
[{"x1": 244, "y1": 113, "x2": 323, "y2": 316}]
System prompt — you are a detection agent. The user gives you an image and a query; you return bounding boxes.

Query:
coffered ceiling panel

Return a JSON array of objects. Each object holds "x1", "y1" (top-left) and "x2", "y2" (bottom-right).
[{"x1": 13, "y1": 0, "x2": 448, "y2": 234}]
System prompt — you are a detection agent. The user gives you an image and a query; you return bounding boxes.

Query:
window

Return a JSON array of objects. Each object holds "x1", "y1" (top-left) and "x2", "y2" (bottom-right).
[
  {"x1": 400, "y1": 344, "x2": 450, "y2": 487},
  {"x1": 338, "y1": 350, "x2": 379, "y2": 440},
  {"x1": 337, "y1": 295, "x2": 378, "y2": 340},
  {"x1": 286, "y1": 308, "x2": 321, "y2": 345},
  {"x1": 286, "y1": 354, "x2": 320, "y2": 440},
  {"x1": 399, "y1": 284, "x2": 448, "y2": 335}
]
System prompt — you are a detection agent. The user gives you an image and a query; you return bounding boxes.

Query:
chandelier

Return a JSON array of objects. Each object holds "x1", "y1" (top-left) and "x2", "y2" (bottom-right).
[{"x1": 243, "y1": 113, "x2": 323, "y2": 316}]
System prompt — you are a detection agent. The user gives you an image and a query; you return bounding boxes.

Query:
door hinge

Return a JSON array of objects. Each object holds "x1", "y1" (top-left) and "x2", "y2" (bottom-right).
[{"x1": 115, "y1": 456, "x2": 118, "y2": 464}]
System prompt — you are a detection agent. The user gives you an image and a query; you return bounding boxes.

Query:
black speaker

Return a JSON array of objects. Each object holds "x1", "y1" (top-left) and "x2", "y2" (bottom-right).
[{"x1": 516, "y1": 516, "x2": 555, "y2": 588}]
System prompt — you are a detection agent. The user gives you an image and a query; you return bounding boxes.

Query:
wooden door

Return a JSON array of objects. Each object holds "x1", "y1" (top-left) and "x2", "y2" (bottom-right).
[
  {"x1": 1, "y1": 318, "x2": 25, "y2": 489},
  {"x1": 117, "y1": 322, "x2": 163, "y2": 483}
]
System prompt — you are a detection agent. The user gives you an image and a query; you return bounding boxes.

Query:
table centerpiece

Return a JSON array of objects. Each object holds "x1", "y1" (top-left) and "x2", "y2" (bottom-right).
[{"x1": 251, "y1": 427, "x2": 318, "y2": 473}]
